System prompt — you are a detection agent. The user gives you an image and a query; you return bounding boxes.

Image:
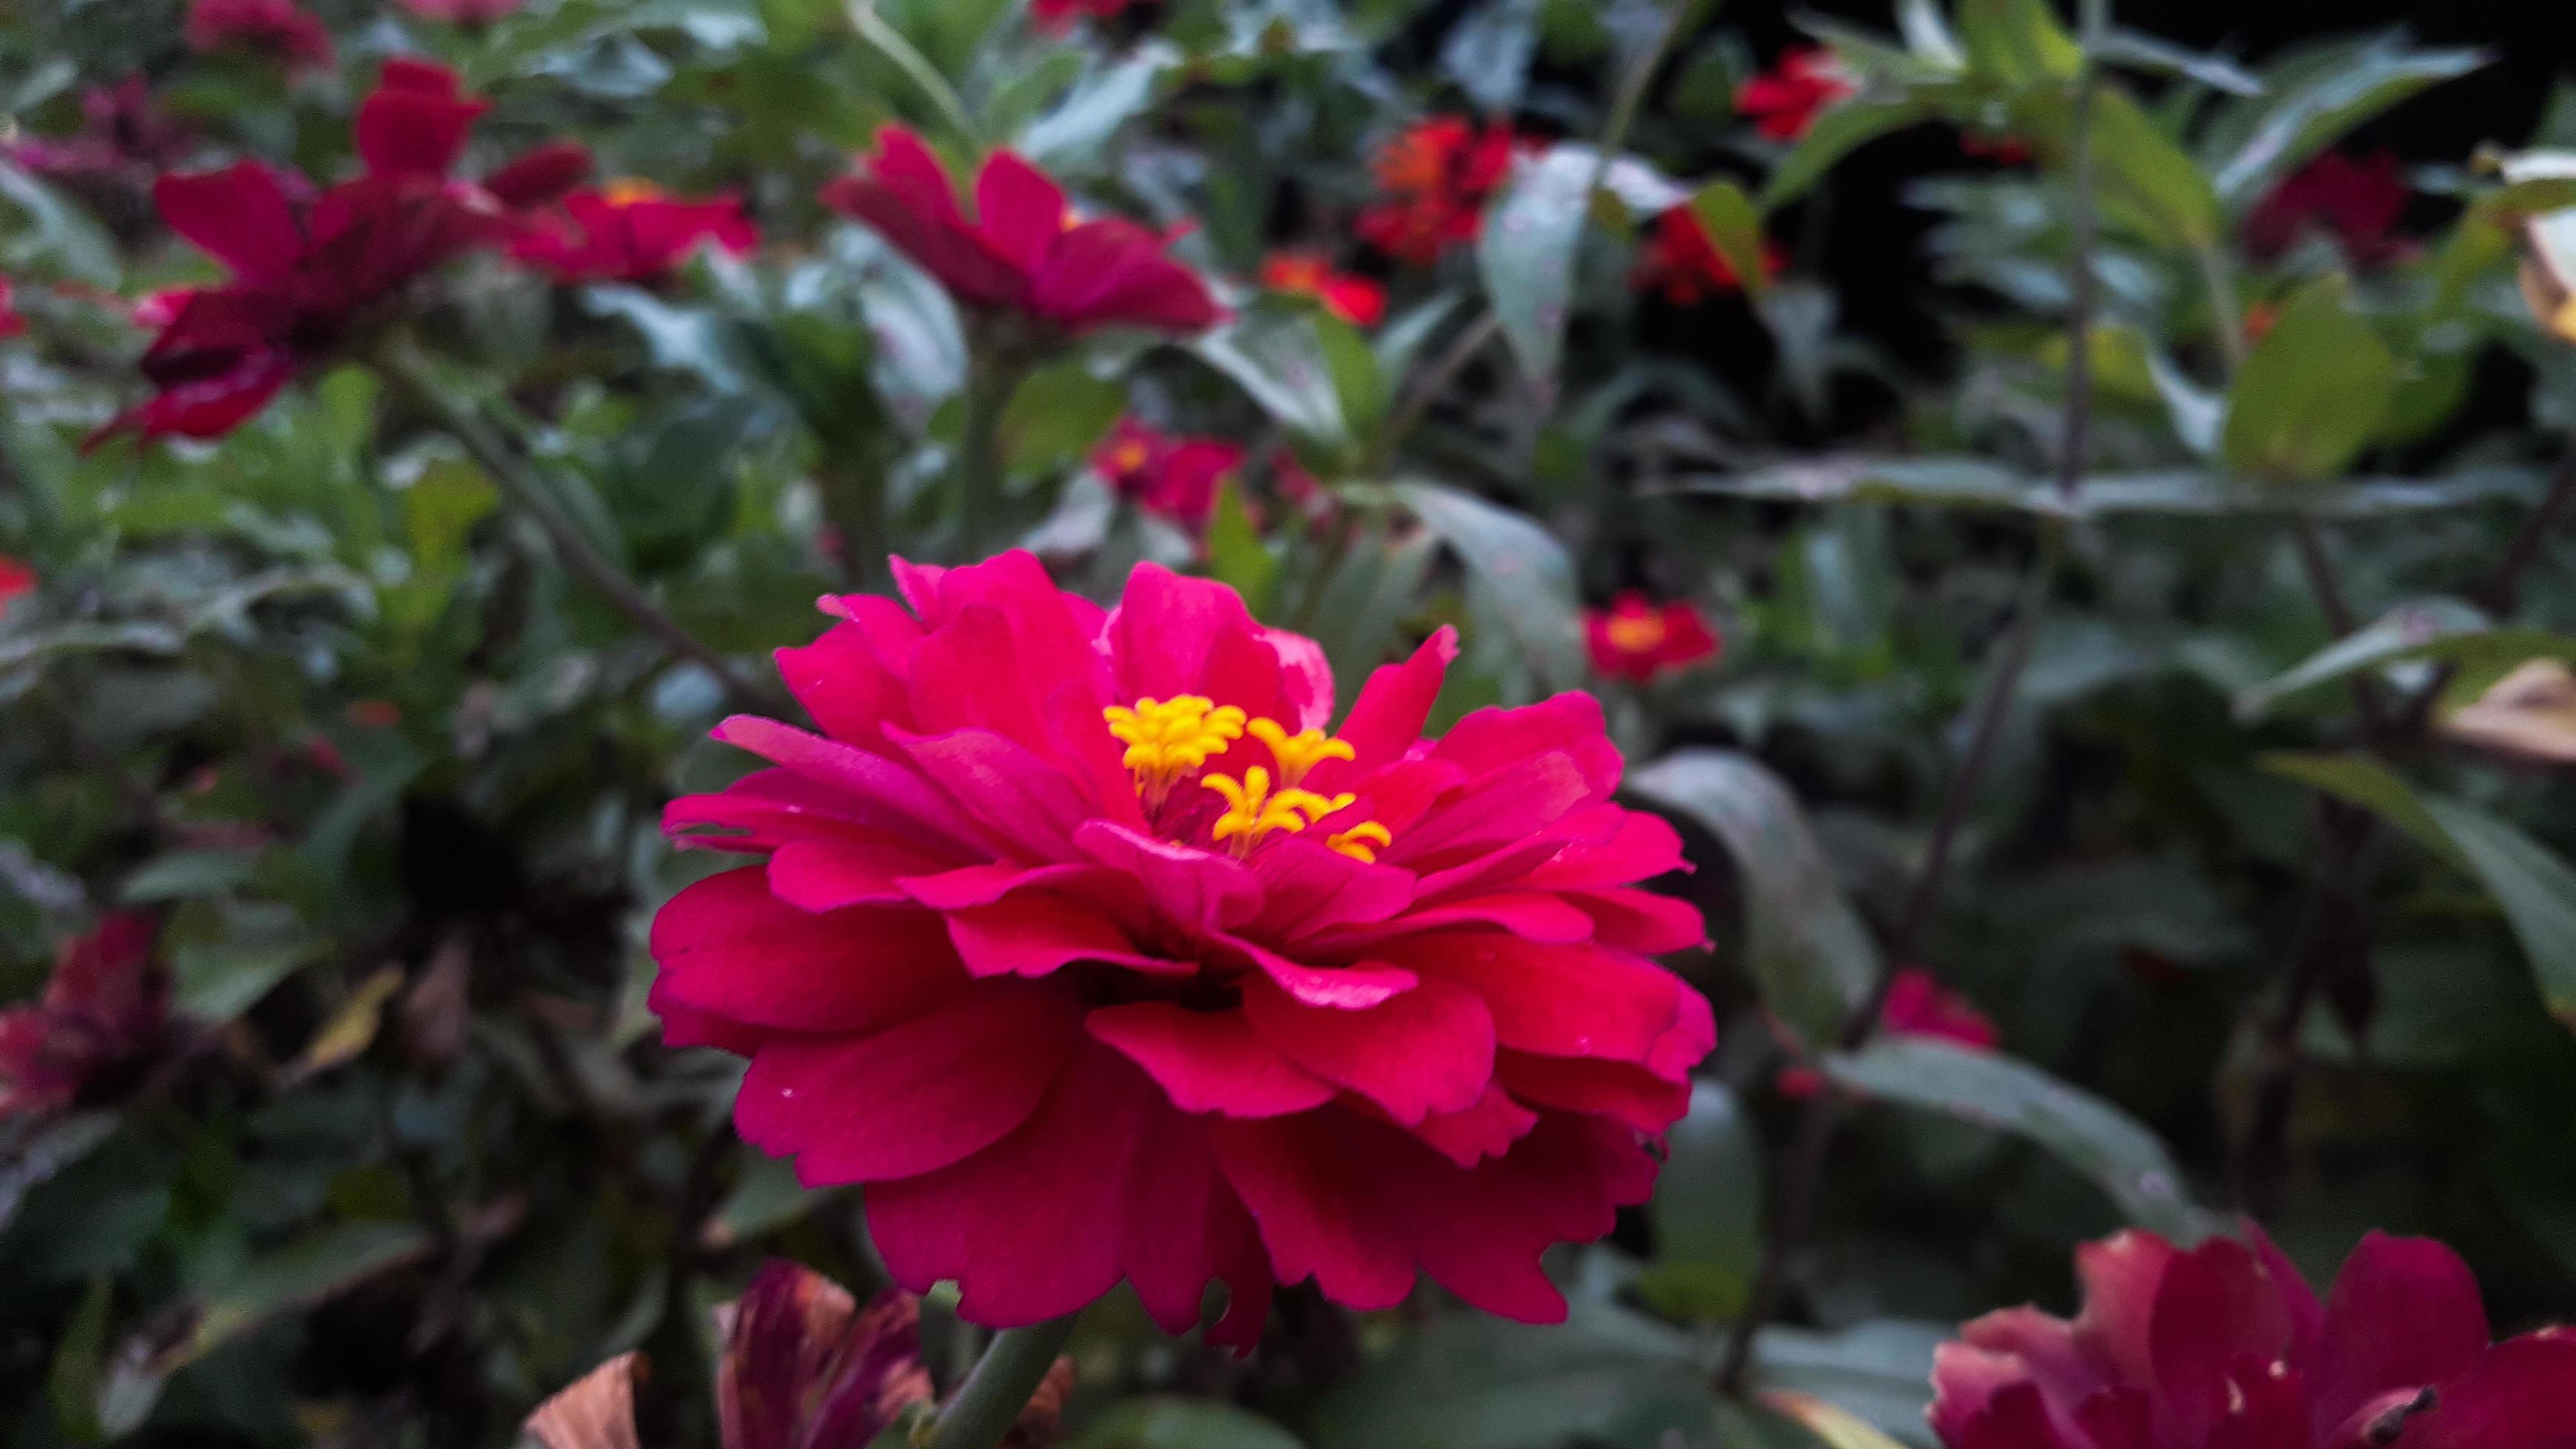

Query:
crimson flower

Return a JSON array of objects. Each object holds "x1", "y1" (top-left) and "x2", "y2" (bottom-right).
[
  {"x1": 649, "y1": 553, "x2": 1714, "y2": 1343},
  {"x1": 1261, "y1": 251, "x2": 1387, "y2": 327},
  {"x1": 1932, "y1": 1226, "x2": 2576, "y2": 1449},
  {"x1": 399, "y1": 0, "x2": 524, "y2": 22},
  {"x1": 7, "y1": 77, "x2": 194, "y2": 197},
  {"x1": 1092, "y1": 419, "x2": 1246, "y2": 531},
  {"x1": 1355, "y1": 117, "x2": 1523, "y2": 265},
  {"x1": 1584, "y1": 591, "x2": 1721, "y2": 683},
  {"x1": 821, "y1": 126, "x2": 1221, "y2": 336},
  {"x1": 98, "y1": 61, "x2": 574, "y2": 444},
  {"x1": 0, "y1": 914, "x2": 164, "y2": 1121},
  {"x1": 185, "y1": 0, "x2": 336, "y2": 73},
  {"x1": 0, "y1": 278, "x2": 22, "y2": 339},
  {"x1": 2245, "y1": 151, "x2": 2411, "y2": 269},
  {"x1": 511, "y1": 181, "x2": 759, "y2": 285},
  {"x1": 1633, "y1": 208, "x2": 1777, "y2": 308},
  {"x1": 1737, "y1": 47, "x2": 1855, "y2": 143},
  {"x1": 1031, "y1": 0, "x2": 1146, "y2": 30},
  {"x1": 1778, "y1": 966, "x2": 1996, "y2": 1098},
  {"x1": 0, "y1": 555, "x2": 33, "y2": 609}
]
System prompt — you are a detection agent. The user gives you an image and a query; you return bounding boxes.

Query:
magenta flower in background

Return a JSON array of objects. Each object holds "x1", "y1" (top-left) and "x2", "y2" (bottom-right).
[{"x1": 185, "y1": 0, "x2": 336, "y2": 73}]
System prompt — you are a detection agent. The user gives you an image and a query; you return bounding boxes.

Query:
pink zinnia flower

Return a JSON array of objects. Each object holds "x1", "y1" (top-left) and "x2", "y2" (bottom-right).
[
  {"x1": 1092, "y1": 419, "x2": 1245, "y2": 532},
  {"x1": 1584, "y1": 591, "x2": 1721, "y2": 683},
  {"x1": 510, "y1": 180, "x2": 759, "y2": 284},
  {"x1": 1777, "y1": 966, "x2": 1993, "y2": 1099},
  {"x1": 2245, "y1": 150, "x2": 2412, "y2": 269},
  {"x1": 1932, "y1": 1226, "x2": 2576, "y2": 1448},
  {"x1": 821, "y1": 126, "x2": 1221, "y2": 336},
  {"x1": 649, "y1": 554, "x2": 1714, "y2": 1344},
  {"x1": 399, "y1": 0, "x2": 524, "y2": 22},
  {"x1": 98, "y1": 61, "x2": 579, "y2": 444},
  {"x1": 185, "y1": 0, "x2": 336, "y2": 74},
  {"x1": 1261, "y1": 251, "x2": 1387, "y2": 327},
  {"x1": 1737, "y1": 47, "x2": 1855, "y2": 142},
  {"x1": 0, "y1": 278, "x2": 23, "y2": 339},
  {"x1": 0, "y1": 555, "x2": 34, "y2": 608},
  {"x1": 0, "y1": 914, "x2": 164, "y2": 1121}
]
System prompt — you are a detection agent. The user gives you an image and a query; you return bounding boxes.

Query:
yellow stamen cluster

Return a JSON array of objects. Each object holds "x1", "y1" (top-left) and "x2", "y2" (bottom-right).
[
  {"x1": 1203, "y1": 767, "x2": 1345, "y2": 855},
  {"x1": 1247, "y1": 718, "x2": 1355, "y2": 786},
  {"x1": 1105, "y1": 696, "x2": 1244, "y2": 806},
  {"x1": 1102, "y1": 696, "x2": 1394, "y2": 861}
]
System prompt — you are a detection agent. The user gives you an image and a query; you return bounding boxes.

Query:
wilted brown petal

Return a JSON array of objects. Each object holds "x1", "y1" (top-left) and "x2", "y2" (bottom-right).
[
  {"x1": 716, "y1": 1259, "x2": 933, "y2": 1449},
  {"x1": 2440, "y1": 659, "x2": 2576, "y2": 764},
  {"x1": 524, "y1": 1351, "x2": 644, "y2": 1449}
]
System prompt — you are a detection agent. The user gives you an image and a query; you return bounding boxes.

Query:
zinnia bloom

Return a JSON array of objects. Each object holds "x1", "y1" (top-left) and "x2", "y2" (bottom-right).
[
  {"x1": 185, "y1": 0, "x2": 336, "y2": 73},
  {"x1": 1778, "y1": 967, "x2": 1994, "y2": 1098},
  {"x1": 1737, "y1": 47, "x2": 1855, "y2": 142},
  {"x1": 0, "y1": 555, "x2": 33, "y2": 608},
  {"x1": 821, "y1": 126, "x2": 1221, "y2": 336},
  {"x1": 1584, "y1": 591, "x2": 1720, "y2": 683},
  {"x1": 1092, "y1": 419, "x2": 1245, "y2": 531},
  {"x1": 399, "y1": 0, "x2": 524, "y2": 22},
  {"x1": 1931, "y1": 1226, "x2": 2576, "y2": 1449},
  {"x1": 0, "y1": 279, "x2": 22, "y2": 339},
  {"x1": 0, "y1": 914, "x2": 163, "y2": 1121},
  {"x1": 2245, "y1": 150, "x2": 2411, "y2": 268},
  {"x1": 510, "y1": 181, "x2": 760, "y2": 284},
  {"x1": 650, "y1": 554, "x2": 1715, "y2": 1343},
  {"x1": 1031, "y1": 0, "x2": 1145, "y2": 30},
  {"x1": 7, "y1": 77, "x2": 194, "y2": 194},
  {"x1": 1633, "y1": 208, "x2": 1777, "y2": 308},
  {"x1": 1261, "y1": 251, "x2": 1387, "y2": 327},
  {"x1": 1355, "y1": 117, "x2": 1522, "y2": 266},
  {"x1": 98, "y1": 61, "x2": 571, "y2": 444}
]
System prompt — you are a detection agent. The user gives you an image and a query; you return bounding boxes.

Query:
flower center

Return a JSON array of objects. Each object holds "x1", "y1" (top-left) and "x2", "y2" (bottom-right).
[
  {"x1": 602, "y1": 178, "x2": 665, "y2": 207},
  {"x1": 1604, "y1": 611, "x2": 1668, "y2": 654},
  {"x1": 1102, "y1": 696, "x2": 1390, "y2": 861}
]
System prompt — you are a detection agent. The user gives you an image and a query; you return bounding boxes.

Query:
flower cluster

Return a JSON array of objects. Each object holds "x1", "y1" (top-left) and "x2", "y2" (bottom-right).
[
  {"x1": 1583, "y1": 592, "x2": 1721, "y2": 683},
  {"x1": 185, "y1": 0, "x2": 335, "y2": 74},
  {"x1": 97, "y1": 60, "x2": 584, "y2": 444},
  {"x1": 1356, "y1": 117, "x2": 1524, "y2": 265},
  {"x1": 510, "y1": 181, "x2": 759, "y2": 285},
  {"x1": 6, "y1": 77, "x2": 194, "y2": 204},
  {"x1": 1091, "y1": 418, "x2": 1247, "y2": 531},
  {"x1": 1633, "y1": 208, "x2": 1777, "y2": 308},
  {"x1": 2245, "y1": 150, "x2": 2412, "y2": 268},
  {"x1": 1260, "y1": 251, "x2": 1387, "y2": 327},
  {"x1": 398, "y1": 0, "x2": 525, "y2": 22},
  {"x1": 0, "y1": 914, "x2": 164, "y2": 1121},
  {"x1": 1932, "y1": 1226, "x2": 2576, "y2": 1448},
  {"x1": 649, "y1": 554, "x2": 1713, "y2": 1342},
  {"x1": 822, "y1": 126, "x2": 1221, "y2": 337},
  {"x1": 1738, "y1": 47, "x2": 1854, "y2": 142},
  {"x1": 0, "y1": 554, "x2": 34, "y2": 610}
]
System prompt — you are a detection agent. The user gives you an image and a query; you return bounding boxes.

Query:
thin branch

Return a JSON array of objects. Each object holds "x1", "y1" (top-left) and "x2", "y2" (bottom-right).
[
  {"x1": 1380, "y1": 311, "x2": 1502, "y2": 458},
  {"x1": 2475, "y1": 438, "x2": 2576, "y2": 617},
  {"x1": 382, "y1": 348, "x2": 786, "y2": 715},
  {"x1": 2288, "y1": 518, "x2": 2394, "y2": 744},
  {"x1": 847, "y1": 0, "x2": 982, "y2": 147},
  {"x1": 2234, "y1": 801, "x2": 2372, "y2": 1218}
]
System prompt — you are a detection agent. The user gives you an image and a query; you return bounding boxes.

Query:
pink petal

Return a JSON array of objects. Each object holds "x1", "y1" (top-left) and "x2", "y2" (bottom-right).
[
  {"x1": 1406, "y1": 1083, "x2": 1539, "y2": 1167},
  {"x1": 1218, "y1": 937, "x2": 1417, "y2": 1010},
  {"x1": 1570, "y1": 888, "x2": 1709, "y2": 953},
  {"x1": 889, "y1": 727, "x2": 1093, "y2": 860},
  {"x1": 154, "y1": 163, "x2": 305, "y2": 282},
  {"x1": 1241, "y1": 970, "x2": 1492, "y2": 1124},
  {"x1": 1121, "y1": 1107, "x2": 1273, "y2": 1345},
  {"x1": 1108, "y1": 562, "x2": 1258, "y2": 704},
  {"x1": 1523, "y1": 808, "x2": 1691, "y2": 889},
  {"x1": 1494, "y1": 1051, "x2": 1690, "y2": 1133},
  {"x1": 711, "y1": 716, "x2": 987, "y2": 850},
  {"x1": 1074, "y1": 821, "x2": 1263, "y2": 933},
  {"x1": 942, "y1": 892, "x2": 1187, "y2": 979},
  {"x1": 1210, "y1": 1110, "x2": 1420, "y2": 1311},
  {"x1": 2308, "y1": 1232, "x2": 2489, "y2": 1439},
  {"x1": 1432, "y1": 693, "x2": 1622, "y2": 801},
  {"x1": 1321, "y1": 628, "x2": 1458, "y2": 782},
  {"x1": 735, "y1": 985, "x2": 1083, "y2": 1182},
  {"x1": 972, "y1": 150, "x2": 1067, "y2": 275},
  {"x1": 2400, "y1": 1331, "x2": 2576, "y2": 1449},
  {"x1": 775, "y1": 617, "x2": 912, "y2": 750},
  {"x1": 1243, "y1": 838, "x2": 1417, "y2": 943},
  {"x1": 2146, "y1": 1236, "x2": 2297, "y2": 1446},
  {"x1": 1400, "y1": 932, "x2": 1689, "y2": 1070},
  {"x1": 1086, "y1": 1003, "x2": 1337, "y2": 1117},
  {"x1": 767, "y1": 835, "x2": 959, "y2": 912},
  {"x1": 649, "y1": 869, "x2": 965, "y2": 1034}
]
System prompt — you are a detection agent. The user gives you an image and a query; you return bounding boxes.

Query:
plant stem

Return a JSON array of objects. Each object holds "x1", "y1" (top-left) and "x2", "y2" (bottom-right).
[
  {"x1": 922, "y1": 1313, "x2": 1079, "y2": 1449},
  {"x1": 1381, "y1": 312, "x2": 1502, "y2": 461},
  {"x1": 818, "y1": 450, "x2": 891, "y2": 594},
  {"x1": 381, "y1": 348, "x2": 784, "y2": 714},
  {"x1": 955, "y1": 348, "x2": 1025, "y2": 559},
  {"x1": 1587, "y1": 0, "x2": 1697, "y2": 203},
  {"x1": 2476, "y1": 438, "x2": 2576, "y2": 617}
]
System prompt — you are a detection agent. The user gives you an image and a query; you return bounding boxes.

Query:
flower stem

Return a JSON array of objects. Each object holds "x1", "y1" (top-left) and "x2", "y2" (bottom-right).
[
  {"x1": 380, "y1": 346, "x2": 787, "y2": 715},
  {"x1": 922, "y1": 1313, "x2": 1079, "y2": 1449},
  {"x1": 846, "y1": 0, "x2": 982, "y2": 148},
  {"x1": 818, "y1": 449, "x2": 891, "y2": 594}
]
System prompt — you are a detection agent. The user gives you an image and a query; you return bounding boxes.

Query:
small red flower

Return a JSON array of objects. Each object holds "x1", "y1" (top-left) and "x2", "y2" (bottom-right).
[
  {"x1": 821, "y1": 126, "x2": 1221, "y2": 337},
  {"x1": 185, "y1": 0, "x2": 336, "y2": 74},
  {"x1": 7, "y1": 77, "x2": 194, "y2": 193},
  {"x1": 399, "y1": 0, "x2": 524, "y2": 22},
  {"x1": 0, "y1": 555, "x2": 33, "y2": 608},
  {"x1": 0, "y1": 278, "x2": 23, "y2": 339},
  {"x1": 650, "y1": 553, "x2": 1714, "y2": 1343},
  {"x1": 1777, "y1": 966, "x2": 1990, "y2": 1098},
  {"x1": 1584, "y1": 591, "x2": 1721, "y2": 683},
  {"x1": 1031, "y1": 0, "x2": 1145, "y2": 30},
  {"x1": 2245, "y1": 150, "x2": 2412, "y2": 269},
  {"x1": 1633, "y1": 208, "x2": 1777, "y2": 308},
  {"x1": 1261, "y1": 250, "x2": 1387, "y2": 327},
  {"x1": 1961, "y1": 131, "x2": 2033, "y2": 166},
  {"x1": 1092, "y1": 418, "x2": 1246, "y2": 532},
  {"x1": 1355, "y1": 117, "x2": 1525, "y2": 266},
  {"x1": 511, "y1": 180, "x2": 760, "y2": 284},
  {"x1": 1931, "y1": 1226, "x2": 2576, "y2": 1449},
  {"x1": 1737, "y1": 47, "x2": 1855, "y2": 142},
  {"x1": 0, "y1": 914, "x2": 164, "y2": 1121},
  {"x1": 98, "y1": 61, "x2": 546, "y2": 444}
]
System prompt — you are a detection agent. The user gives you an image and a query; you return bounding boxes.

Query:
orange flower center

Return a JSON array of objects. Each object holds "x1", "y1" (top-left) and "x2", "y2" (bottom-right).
[
  {"x1": 601, "y1": 178, "x2": 665, "y2": 207},
  {"x1": 1604, "y1": 611, "x2": 1670, "y2": 655}
]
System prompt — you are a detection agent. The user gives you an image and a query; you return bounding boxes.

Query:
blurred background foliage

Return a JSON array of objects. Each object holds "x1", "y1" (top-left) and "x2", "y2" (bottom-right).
[{"x1": 7, "y1": 0, "x2": 2576, "y2": 1445}]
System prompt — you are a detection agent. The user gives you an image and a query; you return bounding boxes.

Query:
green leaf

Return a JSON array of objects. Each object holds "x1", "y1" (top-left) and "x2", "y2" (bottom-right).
[
  {"x1": 1477, "y1": 144, "x2": 1595, "y2": 392},
  {"x1": 0, "y1": 160, "x2": 121, "y2": 286},
  {"x1": 1074, "y1": 1399, "x2": 1304, "y2": 1449},
  {"x1": 1197, "y1": 307, "x2": 1351, "y2": 449},
  {"x1": 1751, "y1": 1320, "x2": 1948, "y2": 1447},
  {"x1": 1017, "y1": 44, "x2": 1174, "y2": 170},
  {"x1": 1955, "y1": 0, "x2": 2081, "y2": 85},
  {"x1": 1761, "y1": 99, "x2": 1931, "y2": 211},
  {"x1": 2421, "y1": 800, "x2": 2576, "y2": 1031},
  {"x1": 1688, "y1": 179, "x2": 1772, "y2": 300},
  {"x1": 1823, "y1": 1038, "x2": 2209, "y2": 1236},
  {"x1": 1000, "y1": 361, "x2": 1123, "y2": 475},
  {"x1": 2220, "y1": 277, "x2": 2393, "y2": 481},
  {"x1": 1315, "y1": 1303, "x2": 1707, "y2": 1449},
  {"x1": 2087, "y1": 89, "x2": 2223, "y2": 248},
  {"x1": 1674, "y1": 458, "x2": 2547, "y2": 518},
  {"x1": 1625, "y1": 750, "x2": 1877, "y2": 1050},
  {"x1": 49, "y1": 1277, "x2": 112, "y2": 1445},
  {"x1": 2231, "y1": 599, "x2": 2490, "y2": 719},
  {"x1": 119, "y1": 850, "x2": 260, "y2": 904},
  {"x1": 1440, "y1": 0, "x2": 1544, "y2": 114},
  {"x1": 1390, "y1": 482, "x2": 1587, "y2": 693},
  {"x1": 2258, "y1": 753, "x2": 2469, "y2": 872},
  {"x1": 1205, "y1": 478, "x2": 1281, "y2": 617},
  {"x1": 2210, "y1": 41, "x2": 2486, "y2": 203},
  {"x1": 1636, "y1": 1082, "x2": 1763, "y2": 1323}
]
